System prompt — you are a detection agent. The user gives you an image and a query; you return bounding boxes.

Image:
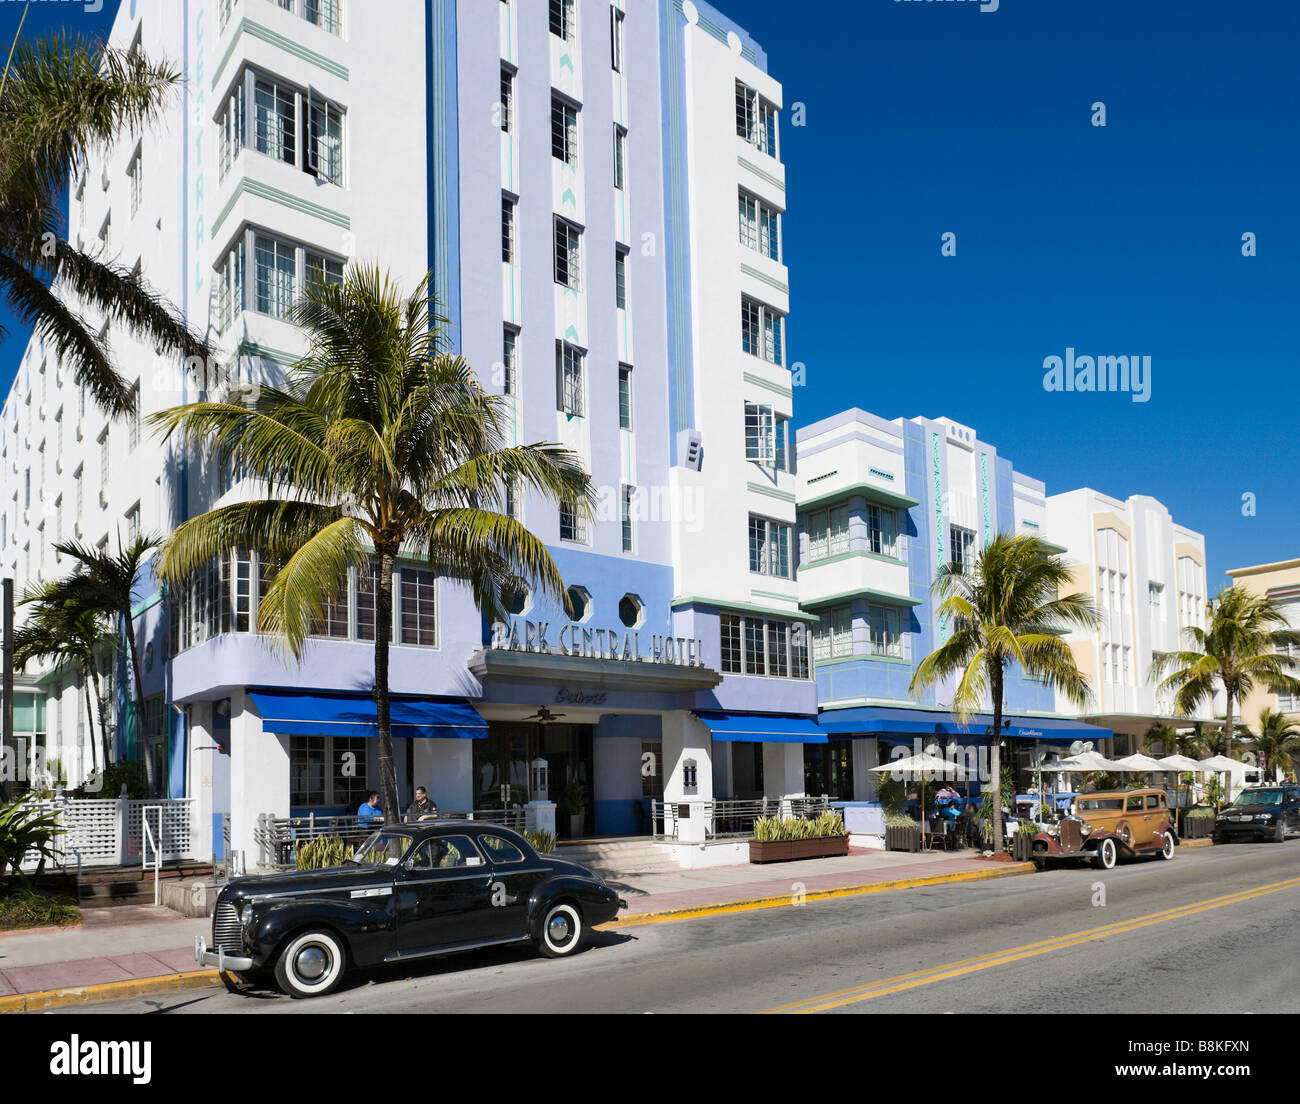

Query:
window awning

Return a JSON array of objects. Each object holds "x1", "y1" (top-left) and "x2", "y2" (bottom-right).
[
  {"x1": 694, "y1": 711, "x2": 827, "y2": 744},
  {"x1": 817, "y1": 705, "x2": 1109, "y2": 745},
  {"x1": 248, "y1": 690, "x2": 488, "y2": 740}
]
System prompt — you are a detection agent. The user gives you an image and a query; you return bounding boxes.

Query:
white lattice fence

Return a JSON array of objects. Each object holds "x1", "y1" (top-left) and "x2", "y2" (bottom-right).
[
  {"x1": 124, "y1": 800, "x2": 194, "y2": 863},
  {"x1": 53, "y1": 799, "x2": 120, "y2": 864}
]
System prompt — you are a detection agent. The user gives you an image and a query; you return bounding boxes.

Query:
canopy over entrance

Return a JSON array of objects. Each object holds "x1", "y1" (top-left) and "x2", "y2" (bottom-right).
[{"x1": 248, "y1": 689, "x2": 488, "y2": 739}]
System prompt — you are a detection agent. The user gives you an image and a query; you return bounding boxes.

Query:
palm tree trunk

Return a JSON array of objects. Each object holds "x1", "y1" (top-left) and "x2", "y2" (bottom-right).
[
  {"x1": 1222, "y1": 697, "x2": 1235, "y2": 806},
  {"x1": 122, "y1": 605, "x2": 155, "y2": 796},
  {"x1": 991, "y1": 663, "x2": 1005, "y2": 854},
  {"x1": 82, "y1": 663, "x2": 98, "y2": 783},
  {"x1": 374, "y1": 547, "x2": 400, "y2": 825},
  {"x1": 90, "y1": 662, "x2": 110, "y2": 773}
]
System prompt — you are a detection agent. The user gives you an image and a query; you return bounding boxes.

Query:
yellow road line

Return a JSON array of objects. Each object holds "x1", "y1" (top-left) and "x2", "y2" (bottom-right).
[
  {"x1": 0, "y1": 970, "x2": 221, "y2": 1014},
  {"x1": 766, "y1": 874, "x2": 1300, "y2": 1014},
  {"x1": 602, "y1": 863, "x2": 1034, "y2": 929}
]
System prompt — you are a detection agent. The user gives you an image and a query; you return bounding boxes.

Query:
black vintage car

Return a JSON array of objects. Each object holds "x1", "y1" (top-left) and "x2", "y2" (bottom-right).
[
  {"x1": 195, "y1": 822, "x2": 627, "y2": 998},
  {"x1": 1214, "y1": 785, "x2": 1300, "y2": 844}
]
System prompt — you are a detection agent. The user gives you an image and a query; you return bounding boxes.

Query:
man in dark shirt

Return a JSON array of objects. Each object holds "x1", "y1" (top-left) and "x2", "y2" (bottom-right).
[{"x1": 405, "y1": 786, "x2": 440, "y2": 823}]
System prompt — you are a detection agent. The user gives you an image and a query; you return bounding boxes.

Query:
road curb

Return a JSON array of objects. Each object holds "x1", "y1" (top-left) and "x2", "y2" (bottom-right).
[
  {"x1": 1180, "y1": 837, "x2": 1214, "y2": 849},
  {"x1": 606, "y1": 862, "x2": 1037, "y2": 928},
  {"x1": 0, "y1": 969, "x2": 221, "y2": 1014}
]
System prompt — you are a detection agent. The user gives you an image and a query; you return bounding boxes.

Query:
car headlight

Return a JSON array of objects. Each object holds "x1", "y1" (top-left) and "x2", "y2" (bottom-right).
[
  {"x1": 240, "y1": 904, "x2": 255, "y2": 929},
  {"x1": 1255, "y1": 814, "x2": 1274, "y2": 822},
  {"x1": 1079, "y1": 822, "x2": 1093, "y2": 836}
]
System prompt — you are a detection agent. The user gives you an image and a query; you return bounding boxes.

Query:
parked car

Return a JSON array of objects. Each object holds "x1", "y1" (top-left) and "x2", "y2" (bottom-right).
[
  {"x1": 1213, "y1": 785, "x2": 1300, "y2": 844},
  {"x1": 1028, "y1": 787, "x2": 1177, "y2": 870},
  {"x1": 194, "y1": 822, "x2": 626, "y2": 998}
]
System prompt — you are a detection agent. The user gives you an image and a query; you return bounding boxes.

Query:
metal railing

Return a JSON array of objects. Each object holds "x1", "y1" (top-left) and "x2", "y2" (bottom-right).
[
  {"x1": 651, "y1": 796, "x2": 832, "y2": 841},
  {"x1": 253, "y1": 807, "x2": 528, "y2": 869},
  {"x1": 141, "y1": 806, "x2": 162, "y2": 906}
]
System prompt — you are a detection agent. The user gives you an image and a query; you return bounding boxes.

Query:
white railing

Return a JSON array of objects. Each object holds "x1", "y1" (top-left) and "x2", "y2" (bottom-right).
[
  {"x1": 651, "y1": 796, "x2": 832, "y2": 841},
  {"x1": 141, "y1": 807, "x2": 161, "y2": 906},
  {"x1": 19, "y1": 796, "x2": 195, "y2": 870}
]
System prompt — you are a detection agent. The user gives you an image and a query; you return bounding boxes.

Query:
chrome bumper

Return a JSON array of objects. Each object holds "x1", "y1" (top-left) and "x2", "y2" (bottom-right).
[{"x1": 194, "y1": 934, "x2": 254, "y2": 973}]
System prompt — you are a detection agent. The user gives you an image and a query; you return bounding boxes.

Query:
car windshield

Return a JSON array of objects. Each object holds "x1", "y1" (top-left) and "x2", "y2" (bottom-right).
[
  {"x1": 351, "y1": 831, "x2": 412, "y2": 866},
  {"x1": 1230, "y1": 790, "x2": 1282, "y2": 807},
  {"x1": 1077, "y1": 798, "x2": 1123, "y2": 811}
]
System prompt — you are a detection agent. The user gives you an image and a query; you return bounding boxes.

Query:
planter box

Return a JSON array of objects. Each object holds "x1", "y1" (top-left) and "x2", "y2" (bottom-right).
[
  {"x1": 748, "y1": 835, "x2": 850, "y2": 864},
  {"x1": 885, "y1": 824, "x2": 921, "y2": 853},
  {"x1": 1181, "y1": 814, "x2": 1215, "y2": 840},
  {"x1": 1011, "y1": 833, "x2": 1035, "y2": 862}
]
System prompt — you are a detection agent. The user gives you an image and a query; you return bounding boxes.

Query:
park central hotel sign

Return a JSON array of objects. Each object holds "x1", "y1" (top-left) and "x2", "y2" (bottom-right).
[{"x1": 489, "y1": 619, "x2": 707, "y2": 668}]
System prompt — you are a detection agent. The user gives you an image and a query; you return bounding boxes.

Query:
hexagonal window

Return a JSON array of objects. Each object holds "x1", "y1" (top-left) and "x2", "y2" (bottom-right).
[
  {"x1": 566, "y1": 585, "x2": 592, "y2": 623},
  {"x1": 503, "y1": 581, "x2": 531, "y2": 616},
  {"x1": 618, "y1": 593, "x2": 644, "y2": 629}
]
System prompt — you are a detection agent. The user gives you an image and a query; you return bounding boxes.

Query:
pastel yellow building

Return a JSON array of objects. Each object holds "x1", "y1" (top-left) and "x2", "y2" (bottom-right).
[{"x1": 1225, "y1": 558, "x2": 1300, "y2": 732}]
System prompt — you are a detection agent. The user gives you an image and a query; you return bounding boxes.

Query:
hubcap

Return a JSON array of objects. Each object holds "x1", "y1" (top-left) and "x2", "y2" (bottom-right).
[
  {"x1": 548, "y1": 913, "x2": 573, "y2": 945},
  {"x1": 295, "y1": 945, "x2": 328, "y2": 981}
]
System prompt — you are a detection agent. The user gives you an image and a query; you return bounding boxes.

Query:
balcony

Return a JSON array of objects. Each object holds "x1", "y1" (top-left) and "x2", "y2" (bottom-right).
[{"x1": 798, "y1": 551, "x2": 916, "y2": 613}]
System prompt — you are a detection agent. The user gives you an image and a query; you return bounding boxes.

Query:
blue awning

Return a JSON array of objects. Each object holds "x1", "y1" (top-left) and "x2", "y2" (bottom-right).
[
  {"x1": 817, "y1": 705, "x2": 1109, "y2": 745},
  {"x1": 248, "y1": 690, "x2": 488, "y2": 739},
  {"x1": 694, "y1": 711, "x2": 827, "y2": 744}
]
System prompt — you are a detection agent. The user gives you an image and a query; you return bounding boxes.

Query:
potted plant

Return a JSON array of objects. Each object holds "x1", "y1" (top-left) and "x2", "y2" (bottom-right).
[
  {"x1": 558, "y1": 780, "x2": 587, "y2": 838},
  {"x1": 748, "y1": 811, "x2": 848, "y2": 863}
]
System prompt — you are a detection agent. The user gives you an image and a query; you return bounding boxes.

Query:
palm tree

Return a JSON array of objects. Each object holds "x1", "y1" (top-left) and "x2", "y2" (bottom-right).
[
  {"x1": 150, "y1": 266, "x2": 592, "y2": 823},
  {"x1": 1248, "y1": 706, "x2": 1300, "y2": 782},
  {"x1": 910, "y1": 533, "x2": 1100, "y2": 853},
  {"x1": 41, "y1": 535, "x2": 163, "y2": 794},
  {"x1": 13, "y1": 586, "x2": 117, "y2": 783},
  {"x1": 1149, "y1": 585, "x2": 1300, "y2": 764},
  {"x1": 0, "y1": 32, "x2": 210, "y2": 413}
]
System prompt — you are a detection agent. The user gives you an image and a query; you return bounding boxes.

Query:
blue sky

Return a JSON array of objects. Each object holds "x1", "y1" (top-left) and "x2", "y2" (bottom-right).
[{"x1": 2, "y1": 0, "x2": 1296, "y2": 586}]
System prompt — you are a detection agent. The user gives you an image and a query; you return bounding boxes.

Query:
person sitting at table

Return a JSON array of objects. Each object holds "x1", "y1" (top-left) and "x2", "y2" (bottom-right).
[
  {"x1": 357, "y1": 791, "x2": 383, "y2": 826},
  {"x1": 935, "y1": 785, "x2": 960, "y2": 803}
]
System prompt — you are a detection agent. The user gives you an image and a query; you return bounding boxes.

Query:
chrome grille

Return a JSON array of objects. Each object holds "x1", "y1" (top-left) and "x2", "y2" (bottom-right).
[
  {"x1": 1060, "y1": 819, "x2": 1082, "y2": 850},
  {"x1": 213, "y1": 901, "x2": 243, "y2": 954}
]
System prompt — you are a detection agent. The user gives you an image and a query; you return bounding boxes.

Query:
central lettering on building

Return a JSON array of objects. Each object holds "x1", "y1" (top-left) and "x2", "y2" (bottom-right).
[{"x1": 490, "y1": 619, "x2": 706, "y2": 667}]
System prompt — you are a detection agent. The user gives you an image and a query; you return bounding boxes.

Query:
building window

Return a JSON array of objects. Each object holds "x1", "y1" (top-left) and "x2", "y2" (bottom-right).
[
  {"x1": 303, "y1": 0, "x2": 343, "y2": 36},
  {"x1": 559, "y1": 500, "x2": 586, "y2": 544},
  {"x1": 253, "y1": 233, "x2": 296, "y2": 318},
  {"x1": 253, "y1": 76, "x2": 295, "y2": 165},
  {"x1": 305, "y1": 93, "x2": 343, "y2": 185},
  {"x1": 614, "y1": 248, "x2": 627, "y2": 309},
  {"x1": 125, "y1": 502, "x2": 141, "y2": 543},
  {"x1": 98, "y1": 428, "x2": 109, "y2": 488},
  {"x1": 504, "y1": 478, "x2": 518, "y2": 520},
  {"x1": 738, "y1": 188, "x2": 780, "y2": 261},
  {"x1": 866, "y1": 604, "x2": 903, "y2": 658},
  {"x1": 311, "y1": 576, "x2": 350, "y2": 638},
  {"x1": 735, "y1": 79, "x2": 778, "y2": 157},
  {"x1": 613, "y1": 125, "x2": 626, "y2": 189},
  {"x1": 305, "y1": 250, "x2": 344, "y2": 289},
  {"x1": 806, "y1": 507, "x2": 850, "y2": 562},
  {"x1": 128, "y1": 148, "x2": 142, "y2": 217},
  {"x1": 502, "y1": 326, "x2": 519, "y2": 396},
  {"x1": 500, "y1": 67, "x2": 514, "y2": 134},
  {"x1": 814, "y1": 605, "x2": 853, "y2": 661},
  {"x1": 216, "y1": 239, "x2": 245, "y2": 334},
  {"x1": 866, "y1": 503, "x2": 899, "y2": 558},
  {"x1": 721, "y1": 612, "x2": 808, "y2": 678},
  {"x1": 549, "y1": 0, "x2": 574, "y2": 42},
  {"x1": 749, "y1": 515, "x2": 793, "y2": 579},
  {"x1": 621, "y1": 485, "x2": 635, "y2": 553},
  {"x1": 741, "y1": 296, "x2": 784, "y2": 366},
  {"x1": 610, "y1": 6, "x2": 624, "y2": 71},
  {"x1": 399, "y1": 566, "x2": 437, "y2": 646},
  {"x1": 618, "y1": 365, "x2": 632, "y2": 430},
  {"x1": 949, "y1": 525, "x2": 976, "y2": 573},
  {"x1": 219, "y1": 81, "x2": 244, "y2": 179},
  {"x1": 502, "y1": 196, "x2": 516, "y2": 264},
  {"x1": 553, "y1": 216, "x2": 582, "y2": 290},
  {"x1": 291, "y1": 735, "x2": 365, "y2": 809},
  {"x1": 556, "y1": 341, "x2": 584, "y2": 416},
  {"x1": 551, "y1": 97, "x2": 578, "y2": 166},
  {"x1": 128, "y1": 382, "x2": 140, "y2": 450}
]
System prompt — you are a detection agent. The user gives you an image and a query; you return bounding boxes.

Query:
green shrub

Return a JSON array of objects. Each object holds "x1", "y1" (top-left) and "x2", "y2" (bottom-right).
[
  {"x1": 294, "y1": 835, "x2": 353, "y2": 871},
  {"x1": 1184, "y1": 806, "x2": 1216, "y2": 821},
  {"x1": 524, "y1": 830, "x2": 555, "y2": 854},
  {"x1": 885, "y1": 812, "x2": 920, "y2": 829},
  {"x1": 0, "y1": 888, "x2": 80, "y2": 931},
  {"x1": 1016, "y1": 820, "x2": 1038, "y2": 835},
  {"x1": 752, "y1": 812, "x2": 845, "y2": 841},
  {"x1": 0, "y1": 798, "x2": 65, "y2": 880}
]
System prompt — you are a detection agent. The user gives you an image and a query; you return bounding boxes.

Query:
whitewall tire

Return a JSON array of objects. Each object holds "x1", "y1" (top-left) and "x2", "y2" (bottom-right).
[
  {"x1": 274, "y1": 929, "x2": 346, "y2": 998},
  {"x1": 1093, "y1": 837, "x2": 1118, "y2": 870},
  {"x1": 538, "y1": 902, "x2": 583, "y2": 959},
  {"x1": 1159, "y1": 832, "x2": 1176, "y2": 860}
]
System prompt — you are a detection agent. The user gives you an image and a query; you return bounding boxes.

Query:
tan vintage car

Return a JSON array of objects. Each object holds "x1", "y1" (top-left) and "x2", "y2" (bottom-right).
[{"x1": 1029, "y1": 788, "x2": 1177, "y2": 870}]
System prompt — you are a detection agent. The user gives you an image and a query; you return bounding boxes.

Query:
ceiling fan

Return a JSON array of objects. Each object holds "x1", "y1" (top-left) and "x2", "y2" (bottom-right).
[{"x1": 520, "y1": 706, "x2": 565, "y2": 726}]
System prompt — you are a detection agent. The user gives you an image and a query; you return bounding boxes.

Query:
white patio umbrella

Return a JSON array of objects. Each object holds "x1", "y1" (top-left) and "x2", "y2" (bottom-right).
[
  {"x1": 870, "y1": 754, "x2": 970, "y2": 843},
  {"x1": 1156, "y1": 755, "x2": 1206, "y2": 820},
  {"x1": 1113, "y1": 753, "x2": 1169, "y2": 773},
  {"x1": 1199, "y1": 754, "x2": 1242, "y2": 809}
]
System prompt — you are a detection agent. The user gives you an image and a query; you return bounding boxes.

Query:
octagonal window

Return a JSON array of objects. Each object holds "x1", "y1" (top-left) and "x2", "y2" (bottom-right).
[
  {"x1": 567, "y1": 585, "x2": 592, "y2": 623},
  {"x1": 618, "y1": 593, "x2": 644, "y2": 629}
]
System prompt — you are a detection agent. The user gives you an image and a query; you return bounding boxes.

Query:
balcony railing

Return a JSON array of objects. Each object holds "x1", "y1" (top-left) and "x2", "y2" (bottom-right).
[{"x1": 650, "y1": 796, "x2": 831, "y2": 842}]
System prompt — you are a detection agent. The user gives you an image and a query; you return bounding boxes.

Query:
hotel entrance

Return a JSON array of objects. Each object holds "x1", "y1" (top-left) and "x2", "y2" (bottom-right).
[
  {"x1": 474, "y1": 721, "x2": 594, "y2": 838},
  {"x1": 804, "y1": 738, "x2": 855, "y2": 800}
]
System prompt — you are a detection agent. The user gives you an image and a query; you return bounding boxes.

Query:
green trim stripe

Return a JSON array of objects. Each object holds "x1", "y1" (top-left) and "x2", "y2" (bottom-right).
[
  {"x1": 798, "y1": 481, "x2": 920, "y2": 512},
  {"x1": 740, "y1": 263, "x2": 788, "y2": 296},
  {"x1": 671, "y1": 595, "x2": 820, "y2": 624},
  {"x1": 738, "y1": 156, "x2": 785, "y2": 192},
  {"x1": 742, "y1": 370, "x2": 792, "y2": 399},
  {"x1": 800, "y1": 587, "x2": 921, "y2": 610},
  {"x1": 748, "y1": 481, "x2": 795, "y2": 503},
  {"x1": 236, "y1": 340, "x2": 298, "y2": 368},
  {"x1": 213, "y1": 19, "x2": 350, "y2": 90},
  {"x1": 800, "y1": 549, "x2": 906, "y2": 571},
  {"x1": 750, "y1": 588, "x2": 799, "y2": 604},
  {"x1": 211, "y1": 177, "x2": 350, "y2": 240}
]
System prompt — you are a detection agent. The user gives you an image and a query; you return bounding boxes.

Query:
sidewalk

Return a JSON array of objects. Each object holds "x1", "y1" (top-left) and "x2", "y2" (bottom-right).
[{"x1": 0, "y1": 847, "x2": 1029, "y2": 1010}]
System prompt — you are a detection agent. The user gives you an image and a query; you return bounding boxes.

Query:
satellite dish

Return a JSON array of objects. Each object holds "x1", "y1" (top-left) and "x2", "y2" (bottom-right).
[
  {"x1": 1083, "y1": 742, "x2": 1094, "y2": 753},
  {"x1": 1068, "y1": 740, "x2": 1084, "y2": 756}
]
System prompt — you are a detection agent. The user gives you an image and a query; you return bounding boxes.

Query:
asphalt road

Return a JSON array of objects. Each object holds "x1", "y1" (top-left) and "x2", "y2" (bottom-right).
[{"x1": 64, "y1": 840, "x2": 1300, "y2": 1015}]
